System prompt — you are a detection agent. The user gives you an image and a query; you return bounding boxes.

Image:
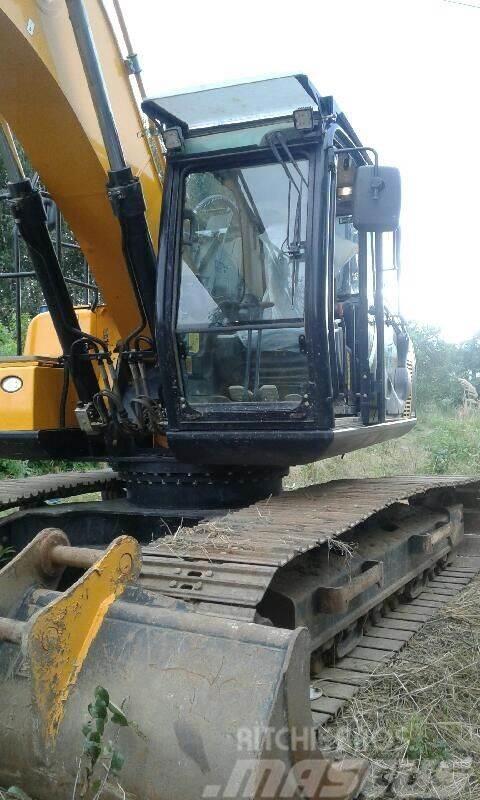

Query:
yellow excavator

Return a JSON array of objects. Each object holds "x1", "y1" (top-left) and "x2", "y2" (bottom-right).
[{"x1": 0, "y1": 2, "x2": 478, "y2": 798}]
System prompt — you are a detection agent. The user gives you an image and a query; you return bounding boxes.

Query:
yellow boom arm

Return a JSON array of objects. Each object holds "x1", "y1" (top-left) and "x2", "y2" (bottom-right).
[{"x1": 0, "y1": 0, "x2": 163, "y2": 339}]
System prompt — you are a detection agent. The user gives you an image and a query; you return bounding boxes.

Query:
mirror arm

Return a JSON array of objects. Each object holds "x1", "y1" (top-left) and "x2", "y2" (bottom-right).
[
  {"x1": 332, "y1": 146, "x2": 379, "y2": 171},
  {"x1": 374, "y1": 233, "x2": 386, "y2": 423}
]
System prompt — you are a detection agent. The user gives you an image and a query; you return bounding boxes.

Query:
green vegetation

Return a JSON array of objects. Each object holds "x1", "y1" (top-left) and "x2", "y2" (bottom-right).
[
  {"x1": 1, "y1": 686, "x2": 140, "y2": 800},
  {"x1": 2, "y1": 789, "x2": 33, "y2": 800},
  {"x1": 422, "y1": 411, "x2": 480, "y2": 474},
  {"x1": 0, "y1": 147, "x2": 90, "y2": 334},
  {"x1": 2, "y1": 147, "x2": 480, "y2": 485},
  {"x1": 0, "y1": 458, "x2": 95, "y2": 480},
  {"x1": 409, "y1": 322, "x2": 480, "y2": 409},
  {"x1": 288, "y1": 321, "x2": 480, "y2": 487},
  {"x1": 0, "y1": 149, "x2": 97, "y2": 481},
  {"x1": 400, "y1": 715, "x2": 450, "y2": 762},
  {"x1": 0, "y1": 254, "x2": 92, "y2": 480},
  {"x1": 0, "y1": 544, "x2": 14, "y2": 565},
  {"x1": 0, "y1": 319, "x2": 18, "y2": 357},
  {"x1": 77, "y1": 685, "x2": 132, "y2": 799},
  {"x1": 289, "y1": 406, "x2": 480, "y2": 489}
]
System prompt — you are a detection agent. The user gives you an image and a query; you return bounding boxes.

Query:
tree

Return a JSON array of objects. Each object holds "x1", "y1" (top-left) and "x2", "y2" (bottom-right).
[
  {"x1": 0, "y1": 146, "x2": 96, "y2": 351},
  {"x1": 458, "y1": 334, "x2": 480, "y2": 389},
  {"x1": 408, "y1": 322, "x2": 463, "y2": 409}
]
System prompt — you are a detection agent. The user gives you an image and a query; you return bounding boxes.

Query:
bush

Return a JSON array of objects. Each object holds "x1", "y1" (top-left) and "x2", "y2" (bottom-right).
[
  {"x1": 0, "y1": 318, "x2": 18, "y2": 356},
  {"x1": 420, "y1": 409, "x2": 480, "y2": 475}
]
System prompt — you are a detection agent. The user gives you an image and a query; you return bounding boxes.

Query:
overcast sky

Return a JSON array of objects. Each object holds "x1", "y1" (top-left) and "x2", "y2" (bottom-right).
[{"x1": 115, "y1": 0, "x2": 480, "y2": 342}]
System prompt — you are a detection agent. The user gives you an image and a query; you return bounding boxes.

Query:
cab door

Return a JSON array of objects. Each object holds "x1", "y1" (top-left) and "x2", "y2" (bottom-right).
[{"x1": 331, "y1": 147, "x2": 406, "y2": 424}]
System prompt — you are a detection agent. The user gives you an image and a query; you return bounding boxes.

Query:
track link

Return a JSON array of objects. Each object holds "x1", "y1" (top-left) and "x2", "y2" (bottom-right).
[
  {"x1": 141, "y1": 476, "x2": 480, "y2": 605},
  {"x1": 2, "y1": 472, "x2": 480, "y2": 799},
  {"x1": 310, "y1": 550, "x2": 480, "y2": 730},
  {"x1": 0, "y1": 469, "x2": 118, "y2": 511},
  {"x1": 2, "y1": 471, "x2": 480, "y2": 707}
]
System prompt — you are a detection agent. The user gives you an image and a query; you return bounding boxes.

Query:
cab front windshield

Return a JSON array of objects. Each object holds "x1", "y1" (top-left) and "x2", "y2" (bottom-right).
[{"x1": 176, "y1": 158, "x2": 309, "y2": 407}]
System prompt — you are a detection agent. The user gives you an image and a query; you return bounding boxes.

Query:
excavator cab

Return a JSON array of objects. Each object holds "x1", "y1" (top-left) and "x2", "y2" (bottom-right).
[
  {"x1": 143, "y1": 75, "x2": 415, "y2": 468},
  {"x1": 0, "y1": 68, "x2": 415, "y2": 508}
]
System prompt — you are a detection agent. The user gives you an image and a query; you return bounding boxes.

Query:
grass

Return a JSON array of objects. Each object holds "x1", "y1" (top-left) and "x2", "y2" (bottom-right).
[
  {"x1": 291, "y1": 406, "x2": 480, "y2": 796},
  {"x1": 0, "y1": 460, "x2": 98, "y2": 480},
  {"x1": 290, "y1": 405, "x2": 480, "y2": 799},
  {"x1": 288, "y1": 406, "x2": 480, "y2": 489},
  {"x1": 0, "y1": 404, "x2": 477, "y2": 487},
  {"x1": 324, "y1": 576, "x2": 480, "y2": 799}
]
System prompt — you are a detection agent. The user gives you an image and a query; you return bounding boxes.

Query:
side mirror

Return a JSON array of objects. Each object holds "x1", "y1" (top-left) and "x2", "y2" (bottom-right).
[{"x1": 353, "y1": 165, "x2": 401, "y2": 232}]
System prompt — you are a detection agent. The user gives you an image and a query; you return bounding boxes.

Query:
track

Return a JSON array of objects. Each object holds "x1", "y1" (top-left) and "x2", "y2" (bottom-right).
[
  {"x1": 2, "y1": 472, "x2": 480, "y2": 799},
  {"x1": 2, "y1": 472, "x2": 479, "y2": 629},
  {"x1": 310, "y1": 547, "x2": 480, "y2": 731},
  {"x1": 0, "y1": 469, "x2": 118, "y2": 511},
  {"x1": 3, "y1": 471, "x2": 480, "y2": 677},
  {"x1": 140, "y1": 476, "x2": 480, "y2": 620}
]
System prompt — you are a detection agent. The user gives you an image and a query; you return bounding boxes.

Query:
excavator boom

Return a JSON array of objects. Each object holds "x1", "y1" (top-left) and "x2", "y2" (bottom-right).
[{"x1": 0, "y1": 0, "x2": 163, "y2": 337}]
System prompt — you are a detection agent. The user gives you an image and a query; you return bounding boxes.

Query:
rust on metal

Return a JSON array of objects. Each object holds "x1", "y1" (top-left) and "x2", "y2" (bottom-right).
[
  {"x1": 316, "y1": 561, "x2": 384, "y2": 613},
  {"x1": 0, "y1": 472, "x2": 479, "y2": 799},
  {"x1": 50, "y1": 544, "x2": 100, "y2": 570},
  {"x1": 410, "y1": 520, "x2": 456, "y2": 553},
  {"x1": 311, "y1": 551, "x2": 480, "y2": 730},
  {"x1": 143, "y1": 476, "x2": 479, "y2": 605},
  {"x1": 37, "y1": 530, "x2": 101, "y2": 576},
  {"x1": 27, "y1": 534, "x2": 142, "y2": 742}
]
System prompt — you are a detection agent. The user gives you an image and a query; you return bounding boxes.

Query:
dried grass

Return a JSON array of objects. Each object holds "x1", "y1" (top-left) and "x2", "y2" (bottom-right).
[
  {"x1": 324, "y1": 576, "x2": 480, "y2": 798},
  {"x1": 147, "y1": 511, "x2": 257, "y2": 560}
]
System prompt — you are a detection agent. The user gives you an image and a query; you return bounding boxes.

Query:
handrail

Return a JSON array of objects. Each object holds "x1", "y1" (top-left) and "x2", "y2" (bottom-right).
[{"x1": 0, "y1": 198, "x2": 99, "y2": 354}]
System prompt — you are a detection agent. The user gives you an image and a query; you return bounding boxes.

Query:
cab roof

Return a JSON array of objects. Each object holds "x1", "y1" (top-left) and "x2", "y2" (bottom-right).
[{"x1": 142, "y1": 74, "x2": 322, "y2": 136}]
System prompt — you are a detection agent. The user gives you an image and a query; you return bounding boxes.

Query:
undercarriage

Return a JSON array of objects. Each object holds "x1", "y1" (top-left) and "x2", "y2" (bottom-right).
[{"x1": 0, "y1": 471, "x2": 478, "y2": 799}]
